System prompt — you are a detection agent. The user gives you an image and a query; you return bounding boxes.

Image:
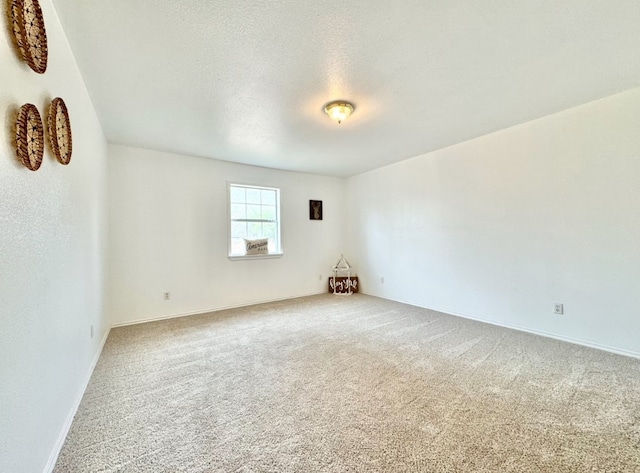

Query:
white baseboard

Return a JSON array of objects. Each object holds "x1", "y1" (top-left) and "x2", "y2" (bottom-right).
[
  {"x1": 43, "y1": 327, "x2": 111, "y2": 473},
  {"x1": 111, "y1": 291, "x2": 327, "y2": 328},
  {"x1": 363, "y1": 292, "x2": 640, "y2": 360}
]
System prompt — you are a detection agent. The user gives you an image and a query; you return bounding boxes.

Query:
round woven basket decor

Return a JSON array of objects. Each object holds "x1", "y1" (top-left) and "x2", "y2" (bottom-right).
[
  {"x1": 10, "y1": 0, "x2": 48, "y2": 74},
  {"x1": 16, "y1": 103, "x2": 45, "y2": 171},
  {"x1": 47, "y1": 98, "x2": 73, "y2": 165}
]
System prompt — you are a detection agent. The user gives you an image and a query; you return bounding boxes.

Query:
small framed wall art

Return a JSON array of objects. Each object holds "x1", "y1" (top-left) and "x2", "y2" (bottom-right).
[
  {"x1": 310, "y1": 200, "x2": 323, "y2": 220},
  {"x1": 10, "y1": 0, "x2": 49, "y2": 74}
]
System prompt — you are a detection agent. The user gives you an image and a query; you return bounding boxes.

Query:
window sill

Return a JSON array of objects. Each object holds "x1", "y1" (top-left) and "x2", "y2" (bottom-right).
[{"x1": 228, "y1": 253, "x2": 284, "y2": 261}]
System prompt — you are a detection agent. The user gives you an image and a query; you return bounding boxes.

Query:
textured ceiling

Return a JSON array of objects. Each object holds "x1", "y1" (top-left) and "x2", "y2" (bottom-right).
[{"x1": 52, "y1": 0, "x2": 640, "y2": 177}]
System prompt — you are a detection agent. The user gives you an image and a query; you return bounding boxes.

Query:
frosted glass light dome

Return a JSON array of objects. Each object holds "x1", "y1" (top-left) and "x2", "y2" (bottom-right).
[{"x1": 324, "y1": 101, "x2": 354, "y2": 124}]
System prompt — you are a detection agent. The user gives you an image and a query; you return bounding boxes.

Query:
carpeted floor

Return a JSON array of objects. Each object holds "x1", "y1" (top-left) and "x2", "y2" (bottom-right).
[{"x1": 54, "y1": 294, "x2": 640, "y2": 472}]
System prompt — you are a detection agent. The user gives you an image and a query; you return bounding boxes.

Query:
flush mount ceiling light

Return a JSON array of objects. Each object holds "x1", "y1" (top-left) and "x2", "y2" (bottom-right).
[{"x1": 324, "y1": 101, "x2": 354, "y2": 125}]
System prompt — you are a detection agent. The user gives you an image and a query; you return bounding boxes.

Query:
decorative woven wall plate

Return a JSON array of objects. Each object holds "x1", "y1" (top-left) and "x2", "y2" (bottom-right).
[
  {"x1": 47, "y1": 98, "x2": 73, "y2": 165},
  {"x1": 10, "y1": 0, "x2": 48, "y2": 74},
  {"x1": 16, "y1": 103, "x2": 45, "y2": 171}
]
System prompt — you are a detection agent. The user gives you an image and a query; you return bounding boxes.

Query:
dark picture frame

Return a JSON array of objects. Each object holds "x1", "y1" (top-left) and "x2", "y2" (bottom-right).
[{"x1": 309, "y1": 200, "x2": 323, "y2": 220}]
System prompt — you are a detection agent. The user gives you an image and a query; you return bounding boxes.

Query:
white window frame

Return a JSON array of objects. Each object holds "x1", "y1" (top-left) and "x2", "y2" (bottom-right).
[{"x1": 227, "y1": 182, "x2": 283, "y2": 260}]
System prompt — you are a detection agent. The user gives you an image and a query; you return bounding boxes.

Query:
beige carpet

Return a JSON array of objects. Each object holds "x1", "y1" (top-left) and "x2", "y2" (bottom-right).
[{"x1": 54, "y1": 294, "x2": 640, "y2": 472}]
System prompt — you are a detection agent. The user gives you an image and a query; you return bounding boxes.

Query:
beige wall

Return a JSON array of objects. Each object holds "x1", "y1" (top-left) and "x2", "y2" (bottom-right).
[
  {"x1": 347, "y1": 87, "x2": 640, "y2": 357},
  {"x1": 0, "y1": 1, "x2": 109, "y2": 472},
  {"x1": 108, "y1": 144, "x2": 347, "y2": 326}
]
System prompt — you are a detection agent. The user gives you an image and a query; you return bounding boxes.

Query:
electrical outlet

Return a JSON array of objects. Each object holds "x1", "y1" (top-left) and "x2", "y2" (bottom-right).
[
  {"x1": 90, "y1": 325, "x2": 94, "y2": 338},
  {"x1": 381, "y1": 277, "x2": 385, "y2": 284},
  {"x1": 164, "y1": 292, "x2": 171, "y2": 301},
  {"x1": 319, "y1": 274, "x2": 322, "y2": 280},
  {"x1": 553, "y1": 303, "x2": 563, "y2": 315}
]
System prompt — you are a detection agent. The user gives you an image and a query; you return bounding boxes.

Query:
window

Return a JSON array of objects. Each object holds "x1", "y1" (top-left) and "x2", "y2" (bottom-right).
[{"x1": 228, "y1": 183, "x2": 282, "y2": 257}]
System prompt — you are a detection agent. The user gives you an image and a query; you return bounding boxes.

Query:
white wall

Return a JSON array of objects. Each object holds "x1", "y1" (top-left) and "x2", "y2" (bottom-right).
[
  {"x1": 0, "y1": 2, "x2": 109, "y2": 472},
  {"x1": 108, "y1": 145, "x2": 346, "y2": 325},
  {"x1": 347, "y1": 87, "x2": 640, "y2": 357}
]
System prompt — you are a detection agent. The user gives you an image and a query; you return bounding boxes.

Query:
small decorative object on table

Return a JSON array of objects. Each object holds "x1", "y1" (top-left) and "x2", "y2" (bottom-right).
[{"x1": 330, "y1": 254, "x2": 358, "y2": 295}]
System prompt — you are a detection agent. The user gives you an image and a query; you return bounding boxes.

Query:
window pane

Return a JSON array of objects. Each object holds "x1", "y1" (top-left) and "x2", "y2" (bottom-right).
[
  {"x1": 246, "y1": 188, "x2": 261, "y2": 204},
  {"x1": 230, "y1": 186, "x2": 245, "y2": 203},
  {"x1": 231, "y1": 238, "x2": 245, "y2": 255},
  {"x1": 261, "y1": 205, "x2": 276, "y2": 221},
  {"x1": 261, "y1": 189, "x2": 276, "y2": 205},
  {"x1": 247, "y1": 222, "x2": 262, "y2": 239},
  {"x1": 231, "y1": 221, "x2": 247, "y2": 238},
  {"x1": 230, "y1": 203, "x2": 246, "y2": 219},
  {"x1": 246, "y1": 205, "x2": 262, "y2": 219},
  {"x1": 262, "y1": 222, "x2": 277, "y2": 239}
]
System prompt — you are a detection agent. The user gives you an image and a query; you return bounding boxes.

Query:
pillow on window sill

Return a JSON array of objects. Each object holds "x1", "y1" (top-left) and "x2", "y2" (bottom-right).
[{"x1": 244, "y1": 238, "x2": 269, "y2": 255}]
